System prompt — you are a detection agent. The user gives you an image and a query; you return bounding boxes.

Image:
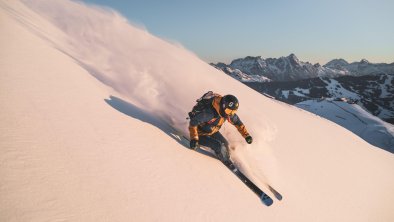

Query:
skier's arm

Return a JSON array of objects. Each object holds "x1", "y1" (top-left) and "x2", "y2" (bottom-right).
[
  {"x1": 229, "y1": 114, "x2": 250, "y2": 138},
  {"x1": 189, "y1": 112, "x2": 214, "y2": 140},
  {"x1": 189, "y1": 126, "x2": 199, "y2": 141}
]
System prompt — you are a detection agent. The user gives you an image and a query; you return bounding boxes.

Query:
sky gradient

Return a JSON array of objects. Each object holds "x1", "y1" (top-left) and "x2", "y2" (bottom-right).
[{"x1": 83, "y1": 0, "x2": 394, "y2": 64}]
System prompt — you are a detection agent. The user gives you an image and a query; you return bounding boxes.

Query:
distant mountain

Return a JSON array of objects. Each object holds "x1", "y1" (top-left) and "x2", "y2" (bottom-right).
[
  {"x1": 244, "y1": 73, "x2": 394, "y2": 124},
  {"x1": 324, "y1": 58, "x2": 394, "y2": 76},
  {"x1": 324, "y1": 59, "x2": 349, "y2": 69},
  {"x1": 211, "y1": 54, "x2": 394, "y2": 81}
]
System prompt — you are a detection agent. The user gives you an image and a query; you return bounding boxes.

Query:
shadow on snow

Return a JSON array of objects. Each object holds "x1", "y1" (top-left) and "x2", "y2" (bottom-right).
[{"x1": 104, "y1": 96, "x2": 217, "y2": 159}]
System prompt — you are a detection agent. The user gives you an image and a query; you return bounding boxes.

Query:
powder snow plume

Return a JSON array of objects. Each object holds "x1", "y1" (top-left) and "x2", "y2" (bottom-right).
[
  {"x1": 21, "y1": 0, "x2": 208, "y2": 130},
  {"x1": 20, "y1": 0, "x2": 279, "y2": 162}
]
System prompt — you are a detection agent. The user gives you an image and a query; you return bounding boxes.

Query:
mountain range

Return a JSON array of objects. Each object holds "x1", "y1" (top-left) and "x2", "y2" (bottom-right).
[
  {"x1": 212, "y1": 55, "x2": 394, "y2": 124},
  {"x1": 212, "y1": 54, "x2": 394, "y2": 82}
]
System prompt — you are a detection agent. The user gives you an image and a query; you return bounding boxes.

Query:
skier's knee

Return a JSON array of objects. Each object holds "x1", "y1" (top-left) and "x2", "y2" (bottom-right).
[{"x1": 216, "y1": 143, "x2": 230, "y2": 162}]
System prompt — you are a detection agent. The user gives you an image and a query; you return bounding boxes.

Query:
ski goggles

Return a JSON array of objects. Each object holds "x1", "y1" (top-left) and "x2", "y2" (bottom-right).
[{"x1": 224, "y1": 108, "x2": 237, "y2": 116}]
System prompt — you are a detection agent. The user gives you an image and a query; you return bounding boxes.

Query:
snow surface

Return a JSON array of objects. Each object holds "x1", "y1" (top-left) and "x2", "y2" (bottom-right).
[
  {"x1": 322, "y1": 78, "x2": 361, "y2": 100},
  {"x1": 1, "y1": 0, "x2": 394, "y2": 221}
]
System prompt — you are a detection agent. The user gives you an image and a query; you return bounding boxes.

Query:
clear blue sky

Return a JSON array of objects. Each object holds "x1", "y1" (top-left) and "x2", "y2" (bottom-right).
[{"x1": 83, "y1": 0, "x2": 394, "y2": 64}]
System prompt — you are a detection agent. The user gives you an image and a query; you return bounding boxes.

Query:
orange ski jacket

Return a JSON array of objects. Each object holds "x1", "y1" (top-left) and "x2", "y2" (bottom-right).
[{"x1": 188, "y1": 95, "x2": 249, "y2": 141}]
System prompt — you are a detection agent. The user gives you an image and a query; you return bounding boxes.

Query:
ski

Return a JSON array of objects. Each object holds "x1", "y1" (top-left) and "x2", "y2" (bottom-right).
[
  {"x1": 222, "y1": 161, "x2": 273, "y2": 206},
  {"x1": 268, "y1": 185, "x2": 283, "y2": 201},
  {"x1": 176, "y1": 133, "x2": 275, "y2": 206}
]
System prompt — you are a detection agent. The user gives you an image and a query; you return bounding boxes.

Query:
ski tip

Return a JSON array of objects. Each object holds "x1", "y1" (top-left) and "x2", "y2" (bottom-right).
[
  {"x1": 260, "y1": 194, "x2": 273, "y2": 206},
  {"x1": 275, "y1": 193, "x2": 283, "y2": 201},
  {"x1": 268, "y1": 186, "x2": 283, "y2": 201}
]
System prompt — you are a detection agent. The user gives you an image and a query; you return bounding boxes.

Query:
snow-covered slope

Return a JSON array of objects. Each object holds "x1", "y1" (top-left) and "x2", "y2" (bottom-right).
[
  {"x1": 297, "y1": 100, "x2": 394, "y2": 152},
  {"x1": 1, "y1": 1, "x2": 394, "y2": 221},
  {"x1": 246, "y1": 74, "x2": 394, "y2": 124}
]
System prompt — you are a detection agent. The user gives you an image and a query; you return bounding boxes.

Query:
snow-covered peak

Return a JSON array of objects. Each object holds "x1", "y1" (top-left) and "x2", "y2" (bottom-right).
[
  {"x1": 360, "y1": 58, "x2": 370, "y2": 64},
  {"x1": 324, "y1": 58, "x2": 349, "y2": 68},
  {"x1": 230, "y1": 56, "x2": 266, "y2": 69},
  {"x1": 287, "y1": 53, "x2": 300, "y2": 65},
  {"x1": 214, "y1": 54, "x2": 345, "y2": 81}
]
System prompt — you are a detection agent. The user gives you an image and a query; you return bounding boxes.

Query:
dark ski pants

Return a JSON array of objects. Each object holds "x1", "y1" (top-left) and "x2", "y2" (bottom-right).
[{"x1": 199, "y1": 132, "x2": 230, "y2": 162}]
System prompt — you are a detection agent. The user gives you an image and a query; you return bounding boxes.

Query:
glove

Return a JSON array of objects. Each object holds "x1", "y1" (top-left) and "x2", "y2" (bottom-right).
[
  {"x1": 190, "y1": 139, "x2": 199, "y2": 150},
  {"x1": 245, "y1": 135, "x2": 253, "y2": 144}
]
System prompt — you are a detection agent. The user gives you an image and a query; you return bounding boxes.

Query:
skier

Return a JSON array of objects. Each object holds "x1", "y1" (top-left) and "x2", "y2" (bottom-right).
[{"x1": 188, "y1": 92, "x2": 253, "y2": 164}]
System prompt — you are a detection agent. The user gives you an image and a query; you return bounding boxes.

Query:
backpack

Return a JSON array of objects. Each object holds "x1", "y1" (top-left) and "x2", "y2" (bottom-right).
[{"x1": 188, "y1": 91, "x2": 220, "y2": 119}]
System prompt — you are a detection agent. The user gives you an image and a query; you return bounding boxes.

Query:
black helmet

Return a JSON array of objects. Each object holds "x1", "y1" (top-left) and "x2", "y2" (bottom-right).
[{"x1": 220, "y1": 95, "x2": 239, "y2": 116}]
